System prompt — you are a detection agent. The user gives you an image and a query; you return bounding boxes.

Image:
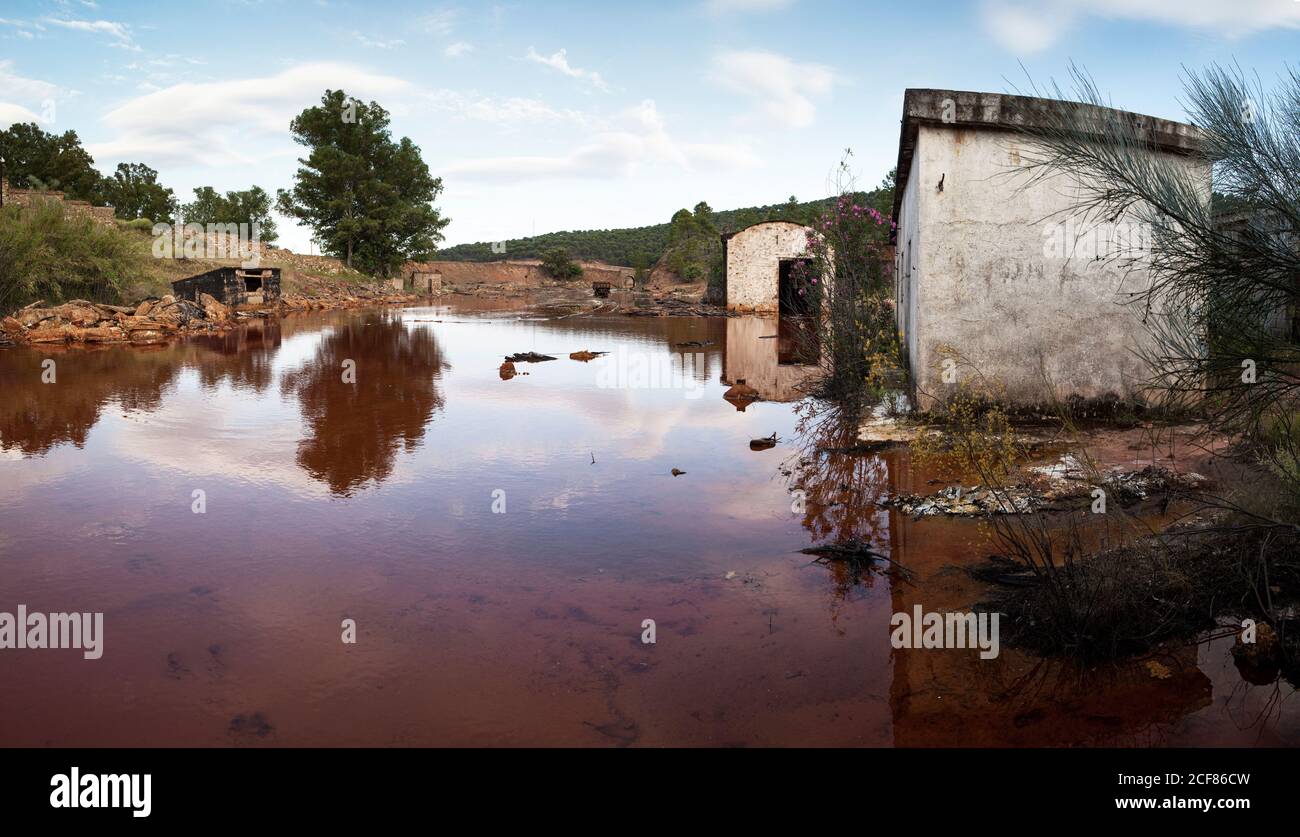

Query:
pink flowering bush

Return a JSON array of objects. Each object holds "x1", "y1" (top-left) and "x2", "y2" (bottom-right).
[{"x1": 792, "y1": 158, "x2": 902, "y2": 412}]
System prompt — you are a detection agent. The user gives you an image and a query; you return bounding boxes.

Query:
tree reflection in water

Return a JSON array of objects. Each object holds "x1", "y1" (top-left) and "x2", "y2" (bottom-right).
[
  {"x1": 785, "y1": 401, "x2": 896, "y2": 603},
  {"x1": 281, "y1": 314, "x2": 449, "y2": 496}
]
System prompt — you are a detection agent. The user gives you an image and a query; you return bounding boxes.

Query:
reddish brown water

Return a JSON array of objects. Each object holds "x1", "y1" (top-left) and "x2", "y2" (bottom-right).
[{"x1": 1, "y1": 301, "x2": 1296, "y2": 746}]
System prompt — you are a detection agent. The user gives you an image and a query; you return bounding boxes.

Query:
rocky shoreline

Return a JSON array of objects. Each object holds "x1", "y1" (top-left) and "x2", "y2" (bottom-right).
[{"x1": 1, "y1": 283, "x2": 427, "y2": 349}]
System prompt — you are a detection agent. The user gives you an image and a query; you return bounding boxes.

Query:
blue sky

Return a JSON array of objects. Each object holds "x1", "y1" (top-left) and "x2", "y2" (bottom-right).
[{"x1": 1, "y1": 0, "x2": 1297, "y2": 252}]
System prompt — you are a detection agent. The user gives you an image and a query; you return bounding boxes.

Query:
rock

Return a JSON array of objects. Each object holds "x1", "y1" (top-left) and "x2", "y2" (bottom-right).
[
  {"x1": 1, "y1": 317, "x2": 23, "y2": 337},
  {"x1": 199, "y1": 293, "x2": 230, "y2": 322},
  {"x1": 26, "y1": 325, "x2": 71, "y2": 343},
  {"x1": 71, "y1": 326, "x2": 127, "y2": 343},
  {"x1": 750, "y1": 433, "x2": 778, "y2": 451},
  {"x1": 129, "y1": 330, "x2": 166, "y2": 344},
  {"x1": 499, "y1": 361, "x2": 517, "y2": 380},
  {"x1": 569, "y1": 350, "x2": 606, "y2": 362},
  {"x1": 17, "y1": 308, "x2": 55, "y2": 328},
  {"x1": 135, "y1": 300, "x2": 155, "y2": 317},
  {"x1": 57, "y1": 303, "x2": 102, "y2": 327},
  {"x1": 671, "y1": 468, "x2": 686, "y2": 477},
  {"x1": 723, "y1": 381, "x2": 760, "y2": 411},
  {"x1": 505, "y1": 352, "x2": 556, "y2": 363}
]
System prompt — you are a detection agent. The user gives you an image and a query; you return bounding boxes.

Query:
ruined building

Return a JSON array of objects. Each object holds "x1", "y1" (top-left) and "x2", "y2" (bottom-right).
[
  {"x1": 0, "y1": 176, "x2": 117, "y2": 226},
  {"x1": 891, "y1": 89, "x2": 1208, "y2": 410},
  {"x1": 722, "y1": 221, "x2": 815, "y2": 314},
  {"x1": 171, "y1": 267, "x2": 282, "y2": 308}
]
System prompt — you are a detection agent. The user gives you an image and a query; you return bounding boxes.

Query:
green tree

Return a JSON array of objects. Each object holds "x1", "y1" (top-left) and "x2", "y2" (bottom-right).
[
  {"x1": 182, "y1": 184, "x2": 279, "y2": 242},
  {"x1": 0, "y1": 122, "x2": 104, "y2": 203},
  {"x1": 276, "y1": 90, "x2": 450, "y2": 275},
  {"x1": 101, "y1": 162, "x2": 177, "y2": 223},
  {"x1": 540, "y1": 247, "x2": 583, "y2": 280}
]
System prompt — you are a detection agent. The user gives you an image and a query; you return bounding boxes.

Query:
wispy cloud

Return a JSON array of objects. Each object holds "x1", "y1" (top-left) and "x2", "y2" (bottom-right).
[
  {"x1": 704, "y1": 0, "x2": 796, "y2": 14},
  {"x1": 709, "y1": 49, "x2": 836, "y2": 128},
  {"x1": 444, "y1": 99, "x2": 758, "y2": 181},
  {"x1": 980, "y1": 0, "x2": 1300, "y2": 53},
  {"x1": 88, "y1": 62, "x2": 414, "y2": 166},
  {"x1": 355, "y1": 34, "x2": 406, "y2": 50},
  {"x1": 524, "y1": 47, "x2": 610, "y2": 92},
  {"x1": 423, "y1": 8, "x2": 459, "y2": 36},
  {"x1": 43, "y1": 16, "x2": 137, "y2": 50},
  {"x1": 444, "y1": 41, "x2": 473, "y2": 58}
]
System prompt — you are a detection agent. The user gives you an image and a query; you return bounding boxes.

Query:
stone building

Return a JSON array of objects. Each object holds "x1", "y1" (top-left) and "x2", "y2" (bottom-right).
[
  {"x1": 891, "y1": 89, "x2": 1208, "y2": 410},
  {"x1": 172, "y1": 267, "x2": 281, "y2": 308},
  {"x1": 410, "y1": 270, "x2": 442, "y2": 294},
  {"x1": 722, "y1": 221, "x2": 814, "y2": 314}
]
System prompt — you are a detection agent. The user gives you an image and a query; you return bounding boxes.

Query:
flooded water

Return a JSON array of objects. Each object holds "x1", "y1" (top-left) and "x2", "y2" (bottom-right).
[{"x1": 1, "y1": 299, "x2": 1296, "y2": 746}]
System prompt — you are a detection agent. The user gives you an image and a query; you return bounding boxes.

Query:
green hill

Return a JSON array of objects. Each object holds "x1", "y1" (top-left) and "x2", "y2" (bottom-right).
[{"x1": 437, "y1": 196, "x2": 846, "y2": 266}]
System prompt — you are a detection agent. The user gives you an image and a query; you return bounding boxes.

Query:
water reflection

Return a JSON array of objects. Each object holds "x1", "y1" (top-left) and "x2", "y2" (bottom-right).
[
  {"x1": 722, "y1": 316, "x2": 817, "y2": 403},
  {"x1": 0, "y1": 347, "x2": 179, "y2": 455},
  {"x1": 280, "y1": 313, "x2": 449, "y2": 496},
  {"x1": 0, "y1": 302, "x2": 1296, "y2": 746}
]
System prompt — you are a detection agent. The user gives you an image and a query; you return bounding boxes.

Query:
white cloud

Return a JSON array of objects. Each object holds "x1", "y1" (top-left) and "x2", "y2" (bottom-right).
[
  {"x1": 0, "y1": 101, "x2": 44, "y2": 130},
  {"x1": 709, "y1": 49, "x2": 836, "y2": 128},
  {"x1": 426, "y1": 90, "x2": 593, "y2": 127},
  {"x1": 423, "y1": 9, "x2": 459, "y2": 36},
  {"x1": 525, "y1": 47, "x2": 610, "y2": 92},
  {"x1": 43, "y1": 16, "x2": 136, "y2": 49},
  {"x1": 87, "y1": 62, "x2": 414, "y2": 167},
  {"x1": 0, "y1": 60, "x2": 64, "y2": 104},
  {"x1": 444, "y1": 41, "x2": 473, "y2": 58},
  {"x1": 444, "y1": 99, "x2": 759, "y2": 181},
  {"x1": 355, "y1": 34, "x2": 406, "y2": 50},
  {"x1": 981, "y1": 0, "x2": 1300, "y2": 53},
  {"x1": 704, "y1": 0, "x2": 796, "y2": 13}
]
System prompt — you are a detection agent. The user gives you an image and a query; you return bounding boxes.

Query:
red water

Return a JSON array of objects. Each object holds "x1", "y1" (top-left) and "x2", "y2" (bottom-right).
[{"x1": 0, "y1": 301, "x2": 1295, "y2": 746}]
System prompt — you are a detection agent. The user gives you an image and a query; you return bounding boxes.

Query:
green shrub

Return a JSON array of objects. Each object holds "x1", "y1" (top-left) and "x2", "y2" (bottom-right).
[
  {"x1": 0, "y1": 202, "x2": 143, "y2": 311},
  {"x1": 540, "y1": 248, "x2": 583, "y2": 280}
]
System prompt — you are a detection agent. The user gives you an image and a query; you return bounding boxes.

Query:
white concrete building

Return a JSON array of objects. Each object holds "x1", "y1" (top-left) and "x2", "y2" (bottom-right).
[
  {"x1": 723, "y1": 221, "x2": 814, "y2": 314},
  {"x1": 892, "y1": 89, "x2": 1208, "y2": 411}
]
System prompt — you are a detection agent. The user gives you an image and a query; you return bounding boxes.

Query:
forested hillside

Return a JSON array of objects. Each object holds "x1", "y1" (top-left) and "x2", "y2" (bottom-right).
[{"x1": 437, "y1": 193, "x2": 872, "y2": 266}]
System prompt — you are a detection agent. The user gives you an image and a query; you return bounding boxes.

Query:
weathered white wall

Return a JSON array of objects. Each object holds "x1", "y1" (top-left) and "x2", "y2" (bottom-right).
[
  {"x1": 895, "y1": 151, "x2": 923, "y2": 386},
  {"x1": 725, "y1": 221, "x2": 812, "y2": 313},
  {"x1": 900, "y1": 124, "x2": 1210, "y2": 410}
]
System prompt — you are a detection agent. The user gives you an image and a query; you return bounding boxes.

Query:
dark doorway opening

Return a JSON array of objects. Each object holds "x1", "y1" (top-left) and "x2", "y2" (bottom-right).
[
  {"x1": 244, "y1": 277, "x2": 263, "y2": 292},
  {"x1": 777, "y1": 258, "x2": 819, "y2": 366},
  {"x1": 778, "y1": 258, "x2": 814, "y2": 317}
]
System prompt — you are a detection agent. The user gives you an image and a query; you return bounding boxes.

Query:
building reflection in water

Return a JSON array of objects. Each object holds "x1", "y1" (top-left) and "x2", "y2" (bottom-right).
[{"x1": 721, "y1": 316, "x2": 818, "y2": 406}]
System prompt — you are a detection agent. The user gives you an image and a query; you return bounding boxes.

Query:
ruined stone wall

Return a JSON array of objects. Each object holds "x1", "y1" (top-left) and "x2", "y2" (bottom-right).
[
  {"x1": 0, "y1": 178, "x2": 117, "y2": 227},
  {"x1": 902, "y1": 124, "x2": 1210, "y2": 410},
  {"x1": 724, "y1": 221, "x2": 812, "y2": 313}
]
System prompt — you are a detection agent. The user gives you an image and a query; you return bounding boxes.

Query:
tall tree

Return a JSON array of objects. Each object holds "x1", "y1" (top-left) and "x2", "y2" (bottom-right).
[
  {"x1": 276, "y1": 90, "x2": 449, "y2": 275},
  {"x1": 0, "y1": 122, "x2": 104, "y2": 202},
  {"x1": 182, "y1": 184, "x2": 278, "y2": 242},
  {"x1": 101, "y1": 162, "x2": 177, "y2": 222}
]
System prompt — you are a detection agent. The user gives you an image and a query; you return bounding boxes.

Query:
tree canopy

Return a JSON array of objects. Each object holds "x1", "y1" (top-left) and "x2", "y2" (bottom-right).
[
  {"x1": 276, "y1": 90, "x2": 450, "y2": 276},
  {"x1": 182, "y1": 185, "x2": 279, "y2": 242},
  {"x1": 101, "y1": 163, "x2": 177, "y2": 223}
]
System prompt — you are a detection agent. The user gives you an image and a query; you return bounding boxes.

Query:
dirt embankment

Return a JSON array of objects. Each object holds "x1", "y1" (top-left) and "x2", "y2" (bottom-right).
[{"x1": 417, "y1": 259, "x2": 635, "y2": 288}]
